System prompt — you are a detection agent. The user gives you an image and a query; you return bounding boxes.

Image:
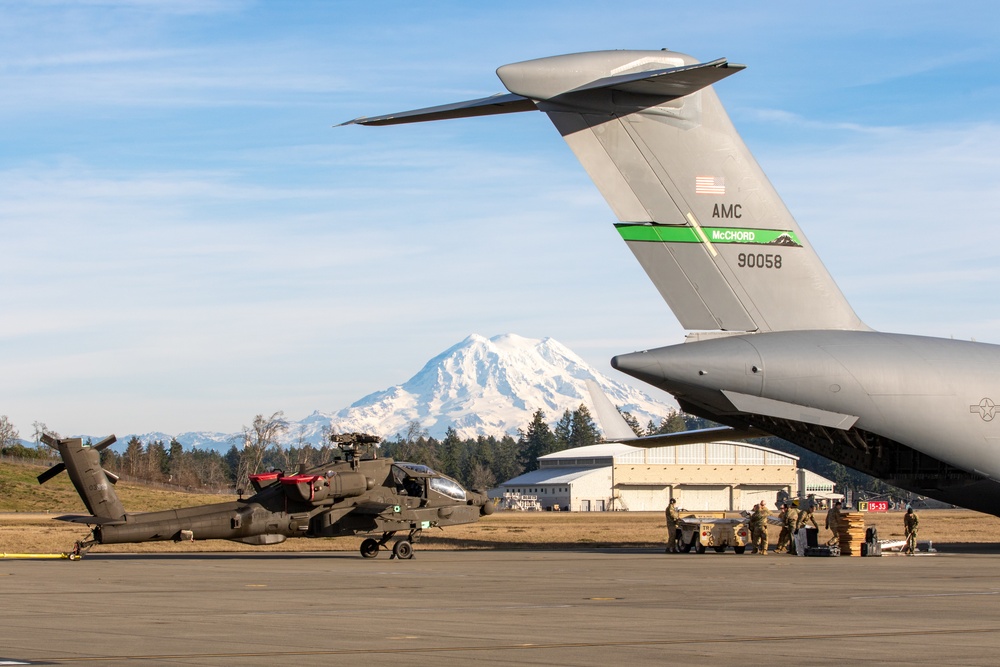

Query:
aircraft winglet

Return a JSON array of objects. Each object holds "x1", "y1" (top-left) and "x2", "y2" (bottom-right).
[
  {"x1": 584, "y1": 379, "x2": 642, "y2": 441},
  {"x1": 584, "y1": 379, "x2": 765, "y2": 446}
]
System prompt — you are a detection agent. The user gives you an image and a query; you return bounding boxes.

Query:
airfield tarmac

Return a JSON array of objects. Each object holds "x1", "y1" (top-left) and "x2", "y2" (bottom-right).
[{"x1": 2, "y1": 548, "x2": 999, "y2": 666}]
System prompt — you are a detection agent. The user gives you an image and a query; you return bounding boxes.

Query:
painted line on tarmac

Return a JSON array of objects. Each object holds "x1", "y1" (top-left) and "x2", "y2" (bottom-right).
[
  {"x1": 17, "y1": 627, "x2": 1000, "y2": 662},
  {"x1": 851, "y1": 591, "x2": 999, "y2": 600}
]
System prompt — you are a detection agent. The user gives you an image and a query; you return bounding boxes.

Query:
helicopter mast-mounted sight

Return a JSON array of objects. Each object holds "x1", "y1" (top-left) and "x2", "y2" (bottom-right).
[{"x1": 330, "y1": 432, "x2": 382, "y2": 465}]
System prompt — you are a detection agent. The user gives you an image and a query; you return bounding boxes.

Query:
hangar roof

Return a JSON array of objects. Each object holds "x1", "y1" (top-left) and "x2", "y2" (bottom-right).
[
  {"x1": 537, "y1": 440, "x2": 799, "y2": 468},
  {"x1": 539, "y1": 443, "x2": 639, "y2": 459},
  {"x1": 500, "y1": 466, "x2": 608, "y2": 486}
]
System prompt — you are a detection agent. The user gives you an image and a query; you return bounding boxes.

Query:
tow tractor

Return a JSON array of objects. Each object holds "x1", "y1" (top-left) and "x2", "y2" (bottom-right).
[{"x1": 676, "y1": 512, "x2": 752, "y2": 554}]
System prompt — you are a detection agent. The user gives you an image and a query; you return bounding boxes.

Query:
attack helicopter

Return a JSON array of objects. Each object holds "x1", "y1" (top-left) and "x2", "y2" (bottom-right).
[{"x1": 37, "y1": 431, "x2": 493, "y2": 559}]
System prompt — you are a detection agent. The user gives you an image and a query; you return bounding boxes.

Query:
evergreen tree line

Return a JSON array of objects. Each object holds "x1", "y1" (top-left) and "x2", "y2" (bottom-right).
[
  {"x1": 1, "y1": 409, "x2": 902, "y2": 498},
  {"x1": 89, "y1": 405, "x2": 719, "y2": 492}
]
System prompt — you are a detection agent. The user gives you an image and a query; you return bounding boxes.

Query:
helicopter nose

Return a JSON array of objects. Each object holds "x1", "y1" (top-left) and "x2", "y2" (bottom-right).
[{"x1": 469, "y1": 490, "x2": 495, "y2": 515}]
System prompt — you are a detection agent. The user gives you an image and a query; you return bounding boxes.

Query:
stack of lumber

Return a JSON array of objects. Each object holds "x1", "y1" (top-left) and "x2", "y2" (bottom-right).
[{"x1": 837, "y1": 512, "x2": 866, "y2": 556}]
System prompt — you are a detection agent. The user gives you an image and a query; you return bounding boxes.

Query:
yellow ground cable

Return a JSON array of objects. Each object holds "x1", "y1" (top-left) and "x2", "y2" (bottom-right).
[{"x1": 1, "y1": 552, "x2": 81, "y2": 560}]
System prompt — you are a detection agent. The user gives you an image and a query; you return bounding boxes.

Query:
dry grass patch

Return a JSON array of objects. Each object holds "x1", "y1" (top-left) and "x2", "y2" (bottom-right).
[
  {"x1": 0, "y1": 461, "x2": 235, "y2": 513},
  {"x1": 4, "y1": 510, "x2": 1000, "y2": 556},
  {"x1": 4, "y1": 457, "x2": 999, "y2": 556}
]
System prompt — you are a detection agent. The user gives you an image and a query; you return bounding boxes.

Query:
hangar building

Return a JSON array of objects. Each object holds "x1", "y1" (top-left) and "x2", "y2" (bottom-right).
[{"x1": 496, "y1": 441, "x2": 831, "y2": 512}]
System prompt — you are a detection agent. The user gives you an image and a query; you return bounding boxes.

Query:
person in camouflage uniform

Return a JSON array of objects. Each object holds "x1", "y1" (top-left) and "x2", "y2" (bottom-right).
[
  {"x1": 774, "y1": 503, "x2": 789, "y2": 553},
  {"x1": 749, "y1": 500, "x2": 770, "y2": 555},
  {"x1": 825, "y1": 500, "x2": 843, "y2": 547},
  {"x1": 796, "y1": 501, "x2": 819, "y2": 531},
  {"x1": 779, "y1": 501, "x2": 801, "y2": 554},
  {"x1": 904, "y1": 507, "x2": 919, "y2": 555},
  {"x1": 665, "y1": 498, "x2": 681, "y2": 553}
]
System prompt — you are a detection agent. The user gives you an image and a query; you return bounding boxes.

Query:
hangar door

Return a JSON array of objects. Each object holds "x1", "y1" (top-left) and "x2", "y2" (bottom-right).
[
  {"x1": 675, "y1": 485, "x2": 730, "y2": 511},
  {"x1": 618, "y1": 485, "x2": 668, "y2": 512}
]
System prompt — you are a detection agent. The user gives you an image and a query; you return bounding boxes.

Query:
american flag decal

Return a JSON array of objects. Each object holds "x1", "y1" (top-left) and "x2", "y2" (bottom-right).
[{"x1": 695, "y1": 176, "x2": 725, "y2": 195}]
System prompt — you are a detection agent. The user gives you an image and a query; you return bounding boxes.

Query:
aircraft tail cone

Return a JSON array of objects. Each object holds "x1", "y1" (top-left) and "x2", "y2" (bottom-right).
[{"x1": 611, "y1": 350, "x2": 667, "y2": 389}]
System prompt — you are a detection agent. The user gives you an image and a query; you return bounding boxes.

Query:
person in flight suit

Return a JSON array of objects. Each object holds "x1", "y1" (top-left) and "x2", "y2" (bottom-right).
[
  {"x1": 825, "y1": 500, "x2": 843, "y2": 547},
  {"x1": 904, "y1": 507, "x2": 919, "y2": 555},
  {"x1": 749, "y1": 500, "x2": 770, "y2": 555},
  {"x1": 779, "y1": 501, "x2": 801, "y2": 554},
  {"x1": 774, "y1": 503, "x2": 790, "y2": 553},
  {"x1": 665, "y1": 498, "x2": 681, "y2": 553},
  {"x1": 796, "y1": 501, "x2": 819, "y2": 531}
]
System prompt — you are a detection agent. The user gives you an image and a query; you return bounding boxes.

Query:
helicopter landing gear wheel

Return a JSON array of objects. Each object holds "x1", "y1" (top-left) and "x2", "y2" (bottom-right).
[
  {"x1": 391, "y1": 539, "x2": 413, "y2": 560},
  {"x1": 360, "y1": 538, "x2": 379, "y2": 559}
]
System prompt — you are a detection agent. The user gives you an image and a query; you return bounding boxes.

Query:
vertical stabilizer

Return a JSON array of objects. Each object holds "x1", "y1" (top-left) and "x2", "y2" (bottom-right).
[
  {"x1": 496, "y1": 51, "x2": 866, "y2": 333},
  {"x1": 38, "y1": 435, "x2": 125, "y2": 521},
  {"x1": 346, "y1": 50, "x2": 868, "y2": 334}
]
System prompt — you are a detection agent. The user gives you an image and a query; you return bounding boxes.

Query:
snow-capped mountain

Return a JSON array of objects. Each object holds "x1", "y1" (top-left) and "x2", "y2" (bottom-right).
[
  {"x1": 112, "y1": 334, "x2": 677, "y2": 451},
  {"x1": 328, "y1": 333, "x2": 674, "y2": 440}
]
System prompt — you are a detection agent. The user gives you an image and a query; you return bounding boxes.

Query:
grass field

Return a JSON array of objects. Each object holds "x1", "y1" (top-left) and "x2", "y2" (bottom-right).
[
  {"x1": 0, "y1": 460, "x2": 236, "y2": 513},
  {"x1": 3, "y1": 460, "x2": 999, "y2": 556}
]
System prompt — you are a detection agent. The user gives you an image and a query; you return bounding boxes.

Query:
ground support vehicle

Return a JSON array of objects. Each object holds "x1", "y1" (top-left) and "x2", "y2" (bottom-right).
[{"x1": 677, "y1": 513, "x2": 751, "y2": 554}]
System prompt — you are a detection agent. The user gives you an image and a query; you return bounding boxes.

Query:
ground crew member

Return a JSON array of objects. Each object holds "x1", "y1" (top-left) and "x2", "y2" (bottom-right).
[
  {"x1": 749, "y1": 500, "x2": 770, "y2": 555},
  {"x1": 774, "y1": 503, "x2": 790, "y2": 553},
  {"x1": 904, "y1": 507, "x2": 919, "y2": 555},
  {"x1": 778, "y1": 501, "x2": 800, "y2": 554},
  {"x1": 825, "y1": 500, "x2": 843, "y2": 547},
  {"x1": 665, "y1": 498, "x2": 681, "y2": 553},
  {"x1": 794, "y1": 501, "x2": 819, "y2": 552},
  {"x1": 796, "y1": 501, "x2": 819, "y2": 531}
]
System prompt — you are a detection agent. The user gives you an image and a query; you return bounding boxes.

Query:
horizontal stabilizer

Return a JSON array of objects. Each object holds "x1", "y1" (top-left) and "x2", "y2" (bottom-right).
[
  {"x1": 722, "y1": 390, "x2": 858, "y2": 430},
  {"x1": 615, "y1": 425, "x2": 767, "y2": 448},
  {"x1": 55, "y1": 514, "x2": 126, "y2": 526},
  {"x1": 340, "y1": 93, "x2": 535, "y2": 127},
  {"x1": 340, "y1": 58, "x2": 742, "y2": 128},
  {"x1": 562, "y1": 57, "x2": 743, "y2": 98}
]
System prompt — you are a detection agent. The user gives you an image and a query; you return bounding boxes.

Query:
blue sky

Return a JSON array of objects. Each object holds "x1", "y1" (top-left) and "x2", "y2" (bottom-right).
[{"x1": 3, "y1": 1, "x2": 1000, "y2": 437}]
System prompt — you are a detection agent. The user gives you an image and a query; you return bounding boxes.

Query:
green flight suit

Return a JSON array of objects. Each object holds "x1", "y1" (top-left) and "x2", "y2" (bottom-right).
[
  {"x1": 665, "y1": 502, "x2": 681, "y2": 553},
  {"x1": 904, "y1": 510, "x2": 919, "y2": 555},
  {"x1": 749, "y1": 504, "x2": 770, "y2": 554}
]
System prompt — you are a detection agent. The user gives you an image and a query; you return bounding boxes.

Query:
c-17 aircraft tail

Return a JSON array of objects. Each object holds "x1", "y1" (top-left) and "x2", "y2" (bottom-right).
[
  {"x1": 343, "y1": 50, "x2": 867, "y2": 335},
  {"x1": 346, "y1": 50, "x2": 1000, "y2": 516}
]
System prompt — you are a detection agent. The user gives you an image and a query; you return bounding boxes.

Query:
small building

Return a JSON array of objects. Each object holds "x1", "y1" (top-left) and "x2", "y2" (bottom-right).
[
  {"x1": 794, "y1": 469, "x2": 845, "y2": 507},
  {"x1": 493, "y1": 466, "x2": 609, "y2": 512},
  {"x1": 495, "y1": 441, "x2": 834, "y2": 512}
]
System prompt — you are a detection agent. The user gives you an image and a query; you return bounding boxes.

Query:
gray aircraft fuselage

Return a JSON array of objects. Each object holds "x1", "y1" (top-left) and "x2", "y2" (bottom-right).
[{"x1": 613, "y1": 330, "x2": 1000, "y2": 514}]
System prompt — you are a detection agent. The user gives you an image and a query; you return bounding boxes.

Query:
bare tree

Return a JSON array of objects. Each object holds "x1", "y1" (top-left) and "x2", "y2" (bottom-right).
[
  {"x1": 31, "y1": 421, "x2": 48, "y2": 447},
  {"x1": 395, "y1": 420, "x2": 428, "y2": 461},
  {"x1": 468, "y1": 461, "x2": 496, "y2": 491},
  {"x1": 0, "y1": 416, "x2": 20, "y2": 451},
  {"x1": 235, "y1": 411, "x2": 288, "y2": 491}
]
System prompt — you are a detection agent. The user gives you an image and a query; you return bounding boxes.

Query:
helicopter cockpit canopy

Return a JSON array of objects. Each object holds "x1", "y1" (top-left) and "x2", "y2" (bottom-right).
[{"x1": 392, "y1": 462, "x2": 467, "y2": 501}]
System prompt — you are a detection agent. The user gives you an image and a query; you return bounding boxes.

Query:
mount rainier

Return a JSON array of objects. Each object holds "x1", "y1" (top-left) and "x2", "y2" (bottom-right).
[{"x1": 124, "y1": 334, "x2": 677, "y2": 451}]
